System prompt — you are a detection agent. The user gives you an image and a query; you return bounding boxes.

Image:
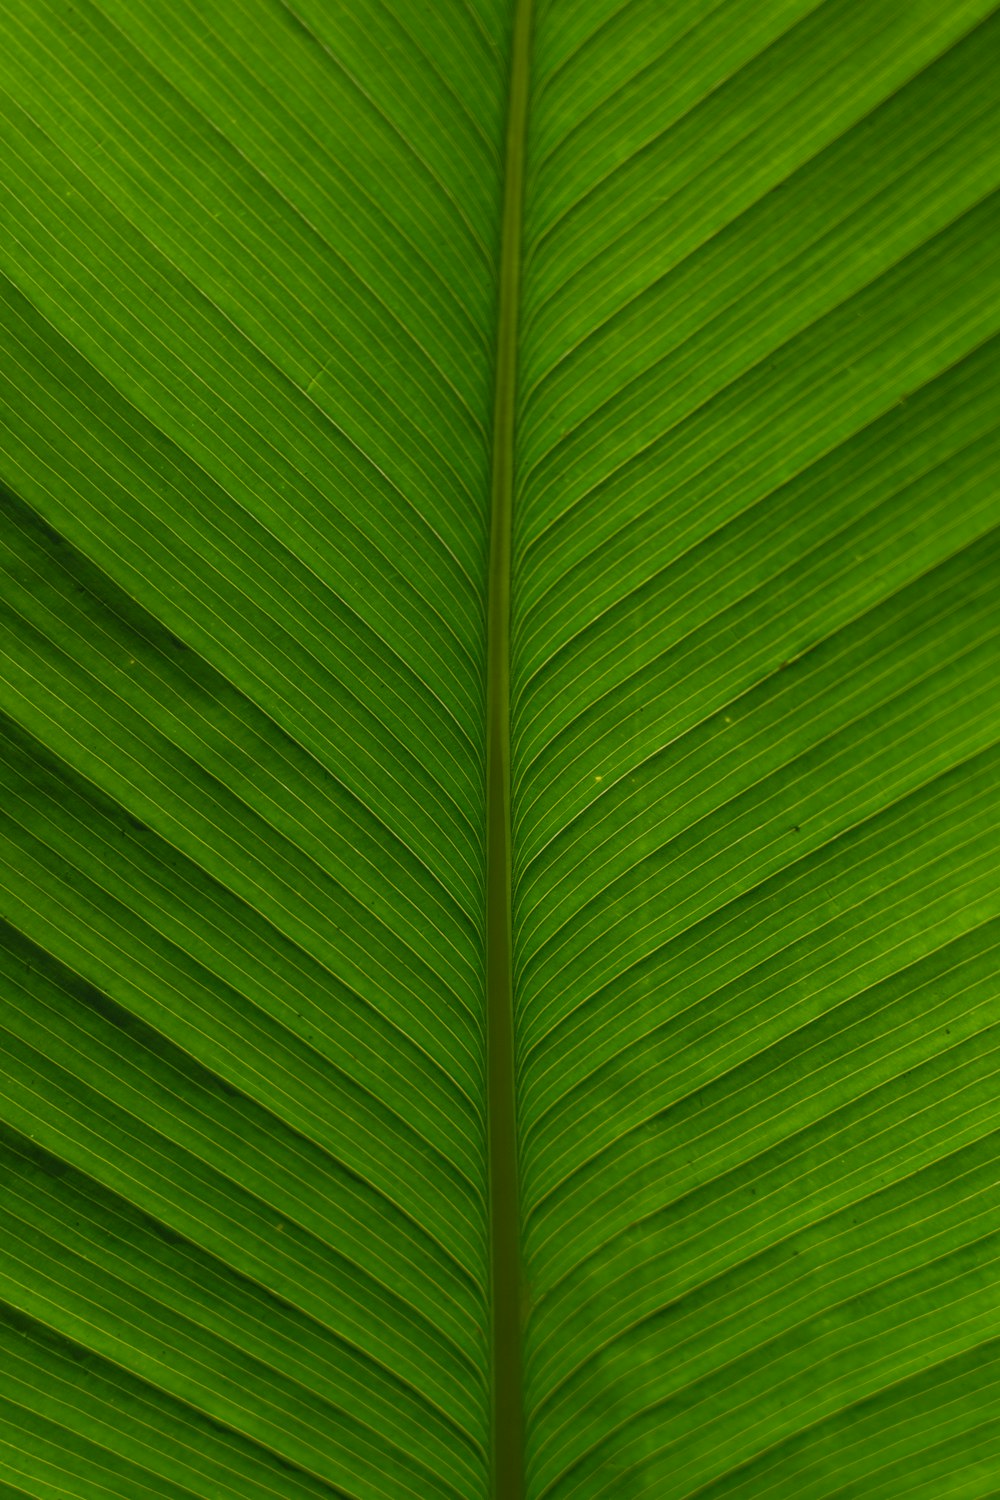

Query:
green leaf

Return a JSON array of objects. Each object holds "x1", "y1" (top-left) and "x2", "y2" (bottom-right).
[{"x1": 0, "y1": 2, "x2": 998, "y2": 1498}]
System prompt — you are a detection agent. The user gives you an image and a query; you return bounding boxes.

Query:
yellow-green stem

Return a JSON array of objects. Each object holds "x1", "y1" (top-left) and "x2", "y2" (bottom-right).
[{"x1": 486, "y1": 0, "x2": 533, "y2": 1495}]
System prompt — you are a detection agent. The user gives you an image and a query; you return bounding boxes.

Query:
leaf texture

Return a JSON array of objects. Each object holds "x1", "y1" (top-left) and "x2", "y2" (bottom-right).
[
  {"x1": 0, "y1": 2, "x2": 998, "y2": 1499},
  {"x1": 0, "y1": 1, "x2": 507, "y2": 1496},
  {"x1": 513, "y1": 3, "x2": 1000, "y2": 1495}
]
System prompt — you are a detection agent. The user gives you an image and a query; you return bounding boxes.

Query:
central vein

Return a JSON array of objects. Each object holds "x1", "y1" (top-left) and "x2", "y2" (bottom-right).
[{"x1": 486, "y1": 1, "x2": 533, "y2": 1495}]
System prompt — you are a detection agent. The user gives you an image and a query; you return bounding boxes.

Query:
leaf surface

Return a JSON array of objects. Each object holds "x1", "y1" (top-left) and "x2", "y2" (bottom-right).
[{"x1": 0, "y1": 2, "x2": 998, "y2": 1498}]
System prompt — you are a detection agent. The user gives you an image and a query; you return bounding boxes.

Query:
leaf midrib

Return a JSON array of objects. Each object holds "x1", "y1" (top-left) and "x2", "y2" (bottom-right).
[{"x1": 487, "y1": 1, "x2": 534, "y2": 1496}]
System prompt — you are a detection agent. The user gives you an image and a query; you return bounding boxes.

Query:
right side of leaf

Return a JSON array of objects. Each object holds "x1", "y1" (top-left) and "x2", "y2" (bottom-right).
[{"x1": 513, "y1": 3, "x2": 1000, "y2": 1495}]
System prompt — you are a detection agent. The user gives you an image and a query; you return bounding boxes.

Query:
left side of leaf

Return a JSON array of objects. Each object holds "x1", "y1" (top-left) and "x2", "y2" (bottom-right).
[{"x1": 0, "y1": 3, "x2": 506, "y2": 1497}]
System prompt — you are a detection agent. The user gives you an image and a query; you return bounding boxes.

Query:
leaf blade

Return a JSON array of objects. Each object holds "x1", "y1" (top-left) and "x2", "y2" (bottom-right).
[
  {"x1": 515, "y1": 5, "x2": 1000, "y2": 1494},
  {"x1": 0, "y1": 1, "x2": 509, "y2": 1494}
]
